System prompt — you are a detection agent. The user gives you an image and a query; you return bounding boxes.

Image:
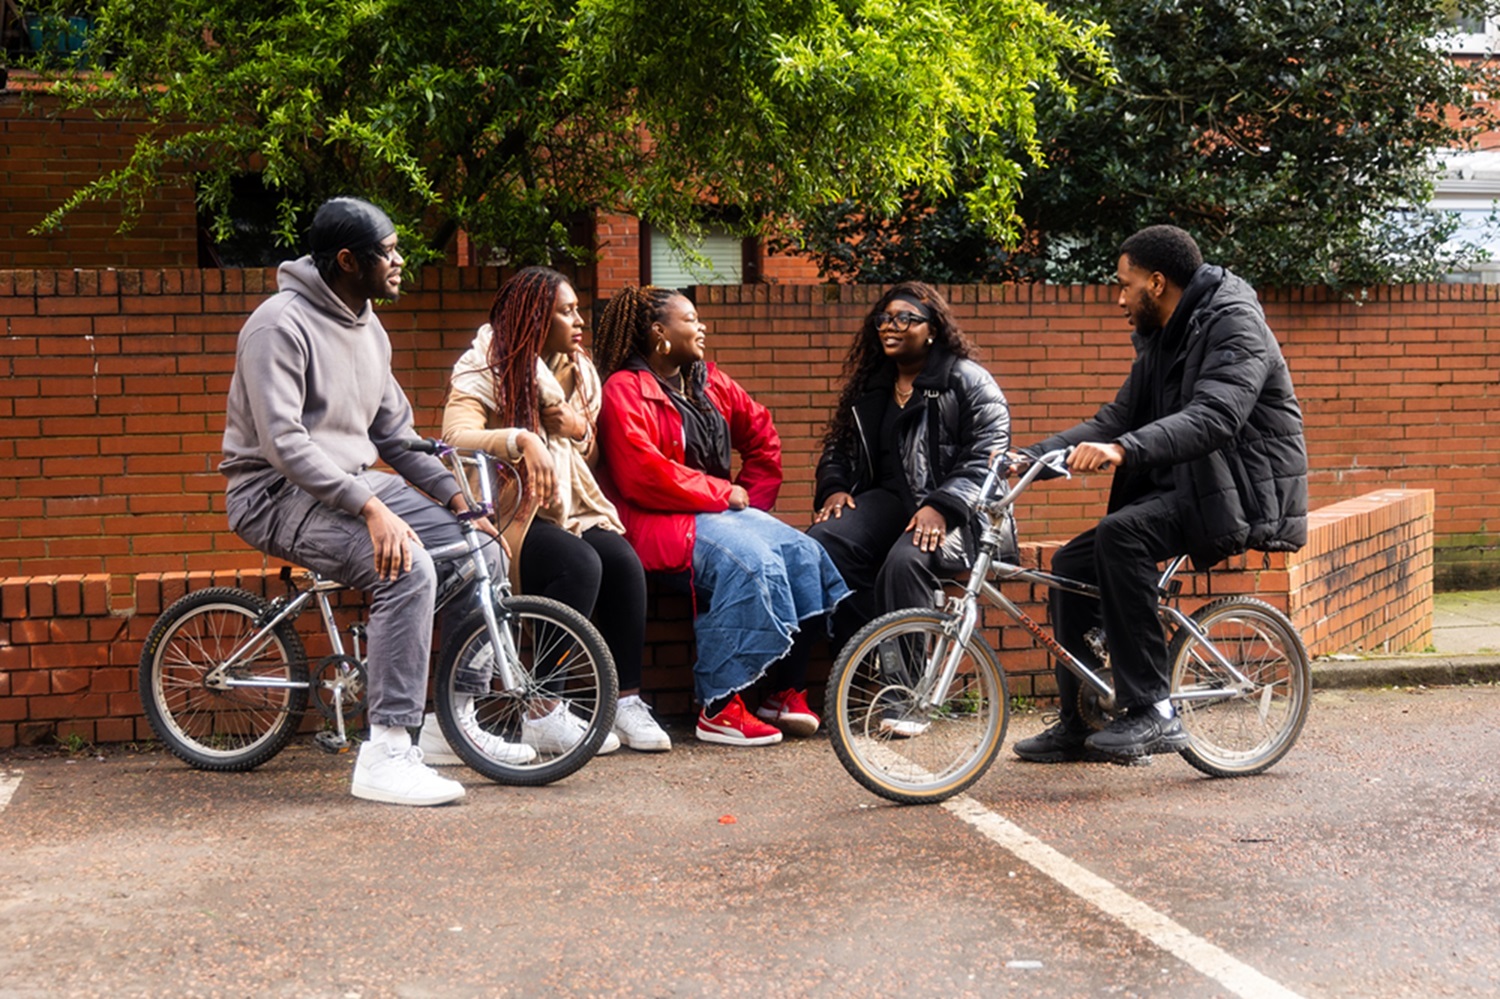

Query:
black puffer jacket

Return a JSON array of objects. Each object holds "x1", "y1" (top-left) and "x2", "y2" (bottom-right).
[
  {"x1": 1032, "y1": 265, "x2": 1307, "y2": 567},
  {"x1": 816, "y1": 345, "x2": 1015, "y2": 566}
]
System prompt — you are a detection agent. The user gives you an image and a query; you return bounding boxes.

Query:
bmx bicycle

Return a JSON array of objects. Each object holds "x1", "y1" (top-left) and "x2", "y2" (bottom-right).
[
  {"x1": 138, "y1": 441, "x2": 618, "y2": 786},
  {"x1": 825, "y1": 447, "x2": 1311, "y2": 804}
]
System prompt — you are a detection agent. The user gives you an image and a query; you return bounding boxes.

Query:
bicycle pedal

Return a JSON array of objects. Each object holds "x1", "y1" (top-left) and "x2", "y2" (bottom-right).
[{"x1": 314, "y1": 731, "x2": 351, "y2": 754}]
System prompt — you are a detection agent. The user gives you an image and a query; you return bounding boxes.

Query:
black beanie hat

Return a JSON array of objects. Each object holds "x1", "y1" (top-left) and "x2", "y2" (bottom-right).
[{"x1": 308, "y1": 197, "x2": 396, "y2": 257}]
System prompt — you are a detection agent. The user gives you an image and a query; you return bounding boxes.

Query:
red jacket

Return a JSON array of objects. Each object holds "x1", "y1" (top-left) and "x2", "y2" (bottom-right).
[{"x1": 598, "y1": 363, "x2": 782, "y2": 572}]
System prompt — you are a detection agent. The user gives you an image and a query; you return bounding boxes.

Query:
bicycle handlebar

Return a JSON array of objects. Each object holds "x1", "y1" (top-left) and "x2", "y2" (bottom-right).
[
  {"x1": 975, "y1": 446, "x2": 1073, "y2": 516},
  {"x1": 405, "y1": 438, "x2": 526, "y2": 532}
]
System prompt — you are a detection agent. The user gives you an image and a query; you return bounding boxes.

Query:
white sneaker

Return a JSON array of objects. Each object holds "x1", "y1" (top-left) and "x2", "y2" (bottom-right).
[
  {"x1": 350, "y1": 741, "x2": 465, "y2": 806},
  {"x1": 418, "y1": 711, "x2": 536, "y2": 766},
  {"x1": 521, "y1": 702, "x2": 621, "y2": 755},
  {"x1": 612, "y1": 695, "x2": 672, "y2": 752},
  {"x1": 879, "y1": 714, "x2": 931, "y2": 739}
]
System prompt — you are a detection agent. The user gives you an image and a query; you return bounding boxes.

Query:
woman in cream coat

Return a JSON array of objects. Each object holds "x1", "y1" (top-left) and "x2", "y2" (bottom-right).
[{"x1": 436, "y1": 266, "x2": 669, "y2": 754}]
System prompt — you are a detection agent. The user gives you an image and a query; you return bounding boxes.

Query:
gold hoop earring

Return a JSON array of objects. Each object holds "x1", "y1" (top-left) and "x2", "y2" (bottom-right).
[{"x1": 657, "y1": 338, "x2": 670, "y2": 355}]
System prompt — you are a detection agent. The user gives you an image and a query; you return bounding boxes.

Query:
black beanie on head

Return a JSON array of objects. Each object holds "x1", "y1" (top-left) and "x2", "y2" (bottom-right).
[{"x1": 308, "y1": 197, "x2": 396, "y2": 257}]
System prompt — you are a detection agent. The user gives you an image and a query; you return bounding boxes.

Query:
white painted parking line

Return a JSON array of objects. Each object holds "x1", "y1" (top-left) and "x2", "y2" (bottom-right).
[
  {"x1": 943, "y1": 794, "x2": 1306, "y2": 999},
  {"x1": 0, "y1": 771, "x2": 20, "y2": 815}
]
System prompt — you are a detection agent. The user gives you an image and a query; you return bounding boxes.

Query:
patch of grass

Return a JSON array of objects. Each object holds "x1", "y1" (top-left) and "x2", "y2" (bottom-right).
[{"x1": 1009, "y1": 695, "x2": 1036, "y2": 714}]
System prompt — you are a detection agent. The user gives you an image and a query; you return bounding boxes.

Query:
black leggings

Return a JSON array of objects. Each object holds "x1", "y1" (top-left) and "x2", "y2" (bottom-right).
[{"x1": 518, "y1": 521, "x2": 646, "y2": 690}]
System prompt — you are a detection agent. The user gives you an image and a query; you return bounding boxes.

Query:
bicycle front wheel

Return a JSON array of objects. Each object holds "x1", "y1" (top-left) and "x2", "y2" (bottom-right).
[
  {"x1": 139, "y1": 588, "x2": 309, "y2": 771},
  {"x1": 434, "y1": 595, "x2": 617, "y2": 786},
  {"x1": 826, "y1": 609, "x2": 1009, "y2": 805},
  {"x1": 1170, "y1": 597, "x2": 1310, "y2": 777}
]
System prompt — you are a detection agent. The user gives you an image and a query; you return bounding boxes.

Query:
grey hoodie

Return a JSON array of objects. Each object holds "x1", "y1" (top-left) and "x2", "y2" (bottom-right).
[{"x1": 221, "y1": 256, "x2": 456, "y2": 517}]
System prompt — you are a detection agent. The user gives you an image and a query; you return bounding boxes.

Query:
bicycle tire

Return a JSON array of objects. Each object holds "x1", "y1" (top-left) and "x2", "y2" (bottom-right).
[
  {"x1": 138, "y1": 587, "x2": 309, "y2": 771},
  {"x1": 434, "y1": 595, "x2": 618, "y2": 786},
  {"x1": 1169, "y1": 596, "x2": 1310, "y2": 777},
  {"x1": 826, "y1": 609, "x2": 1009, "y2": 805}
]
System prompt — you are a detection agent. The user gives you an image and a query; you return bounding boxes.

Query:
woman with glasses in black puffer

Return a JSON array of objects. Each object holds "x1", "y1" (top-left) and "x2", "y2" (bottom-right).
[{"x1": 808, "y1": 282, "x2": 1015, "y2": 688}]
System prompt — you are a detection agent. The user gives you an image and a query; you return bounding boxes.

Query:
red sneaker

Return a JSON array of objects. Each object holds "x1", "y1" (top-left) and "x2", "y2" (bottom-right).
[
  {"x1": 755, "y1": 688, "x2": 820, "y2": 737},
  {"x1": 696, "y1": 694, "x2": 784, "y2": 747}
]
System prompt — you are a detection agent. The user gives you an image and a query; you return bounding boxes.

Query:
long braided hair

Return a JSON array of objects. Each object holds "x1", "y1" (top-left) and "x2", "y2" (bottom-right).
[
  {"x1": 484, "y1": 266, "x2": 569, "y2": 433},
  {"x1": 821, "y1": 281, "x2": 975, "y2": 454},
  {"x1": 593, "y1": 285, "x2": 714, "y2": 411}
]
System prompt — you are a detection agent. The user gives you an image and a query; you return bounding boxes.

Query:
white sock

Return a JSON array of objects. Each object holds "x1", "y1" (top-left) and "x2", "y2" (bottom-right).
[
  {"x1": 370, "y1": 723, "x2": 412, "y2": 753},
  {"x1": 1154, "y1": 699, "x2": 1174, "y2": 720}
]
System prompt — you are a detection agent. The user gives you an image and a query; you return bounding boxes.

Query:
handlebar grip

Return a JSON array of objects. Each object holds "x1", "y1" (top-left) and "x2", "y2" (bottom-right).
[{"x1": 403, "y1": 438, "x2": 441, "y2": 455}]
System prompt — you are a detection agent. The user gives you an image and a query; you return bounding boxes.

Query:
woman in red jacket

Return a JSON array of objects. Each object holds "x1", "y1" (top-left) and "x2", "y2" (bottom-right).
[{"x1": 594, "y1": 286, "x2": 850, "y2": 747}]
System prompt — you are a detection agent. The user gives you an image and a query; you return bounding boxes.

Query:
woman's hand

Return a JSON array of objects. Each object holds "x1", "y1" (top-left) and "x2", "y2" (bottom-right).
[
  {"x1": 448, "y1": 494, "x2": 499, "y2": 539},
  {"x1": 904, "y1": 505, "x2": 949, "y2": 553},
  {"x1": 814, "y1": 491, "x2": 857, "y2": 524},
  {"x1": 540, "y1": 401, "x2": 586, "y2": 441},
  {"x1": 519, "y1": 431, "x2": 558, "y2": 507},
  {"x1": 727, "y1": 484, "x2": 750, "y2": 510}
]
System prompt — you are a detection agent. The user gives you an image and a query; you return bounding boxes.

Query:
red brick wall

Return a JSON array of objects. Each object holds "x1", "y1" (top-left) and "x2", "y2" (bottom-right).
[
  {"x1": 593, "y1": 213, "x2": 642, "y2": 297},
  {"x1": 1, "y1": 271, "x2": 1493, "y2": 586},
  {"x1": 1290, "y1": 489, "x2": 1434, "y2": 656},
  {"x1": 0, "y1": 266, "x2": 506, "y2": 600},
  {"x1": 0, "y1": 487, "x2": 1429, "y2": 746},
  {"x1": 0, "y1": 267, "x2": 1479, "y2": 746},
  {"x1": 696, "y1": 282, "x2": 1497, "y2": 586},
  {"x1": 0, "y1": 96, "x2": 200, "y2": 269}
]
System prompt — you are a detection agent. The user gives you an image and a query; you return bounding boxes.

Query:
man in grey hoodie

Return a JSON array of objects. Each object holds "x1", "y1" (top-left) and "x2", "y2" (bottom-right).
[{"x1": 222, "y1": 197, "x2": 525, "y2": 806}]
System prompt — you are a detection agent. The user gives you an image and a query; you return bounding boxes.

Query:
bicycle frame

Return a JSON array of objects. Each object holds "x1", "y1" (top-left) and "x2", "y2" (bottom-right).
[
  {"x1": 921, "y1": 449, "x2": 1260, "y2": 714},
  {"x1": 198, "y1": 445, "x2": 527, "y2": 746}
]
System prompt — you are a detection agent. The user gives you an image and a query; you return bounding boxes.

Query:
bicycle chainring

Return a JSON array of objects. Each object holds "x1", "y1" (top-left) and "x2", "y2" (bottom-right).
[
  {"x1": 313, "y1": 654, "x2": 368, "y2": 722},
  {"x1": 1076, "y1": 668, "x2": 1120, "y2": 732}
]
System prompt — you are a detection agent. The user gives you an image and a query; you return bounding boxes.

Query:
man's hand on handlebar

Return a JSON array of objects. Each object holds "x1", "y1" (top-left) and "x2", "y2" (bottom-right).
[{"x1": 1068, "y1": 441, "x2": 1125, "y2": 474}]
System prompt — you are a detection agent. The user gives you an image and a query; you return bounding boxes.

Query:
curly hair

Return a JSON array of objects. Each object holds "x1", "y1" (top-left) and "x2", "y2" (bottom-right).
[
  {"x1": 820, "y1": 282, "x2": 973, "y2": 454},
  {"x1": 1119, "y1": 225, "x2": 1203, "y2": 289},
  {"x1": 484, "y1": 266, "x2": 569, "y2": 433},
  {"x1": 593, "y1": 285, "x2": 713, "y2": 411}
]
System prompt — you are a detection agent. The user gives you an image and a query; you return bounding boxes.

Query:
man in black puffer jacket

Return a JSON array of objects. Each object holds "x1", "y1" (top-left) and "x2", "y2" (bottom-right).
[{"x1": 1014, "y1": 225, "x2": 1307, "y2": 764}]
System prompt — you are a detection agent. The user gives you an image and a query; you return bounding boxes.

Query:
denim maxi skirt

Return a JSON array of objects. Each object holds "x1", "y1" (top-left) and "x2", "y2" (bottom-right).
[{"x1": 690, "y1": 507, "x2": 852, "y2": 705}]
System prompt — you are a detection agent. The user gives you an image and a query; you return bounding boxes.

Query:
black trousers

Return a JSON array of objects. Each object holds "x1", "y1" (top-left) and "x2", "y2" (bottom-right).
[
  {"x1": 519, "y1": 521, "x2": 647, "y2": 690},
  {"x1": 807, "y1": 488, "x2": 948, "y2": 644},
  {"x1": 1050, "y1": 491, "x2": 1189, "y2": 727}
]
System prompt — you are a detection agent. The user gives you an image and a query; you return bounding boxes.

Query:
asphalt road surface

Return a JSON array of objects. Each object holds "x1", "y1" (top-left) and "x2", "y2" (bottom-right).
[{"x1": 2, "y1": 684, "x2": 1496, "y2": 998}]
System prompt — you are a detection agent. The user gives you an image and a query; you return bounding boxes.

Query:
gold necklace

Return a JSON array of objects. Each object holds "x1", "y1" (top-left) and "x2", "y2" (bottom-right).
[{"x1": 894, "y1": 383, "x2": 913, "y2": 406}]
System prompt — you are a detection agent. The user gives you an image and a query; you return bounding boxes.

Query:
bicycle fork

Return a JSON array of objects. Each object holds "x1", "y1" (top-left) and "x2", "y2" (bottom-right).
[{"x1": 430, "y1": 535, "x2": 521, "y2": 693}]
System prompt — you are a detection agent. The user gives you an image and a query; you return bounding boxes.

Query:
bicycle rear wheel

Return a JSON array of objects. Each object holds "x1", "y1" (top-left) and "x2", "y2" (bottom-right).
[
  {"x1": 1170, "y1": 597, "x2": 1310, "y2": 777},
  {"x1": 139, "y1": 588, "x2": 309, "y2": 771},
  {"x1": 433, "y1": 595, "x2": 617, "y2": 786},
  {"x1": 826, "y1": 609, "x2": 1009, "y2": 805}
]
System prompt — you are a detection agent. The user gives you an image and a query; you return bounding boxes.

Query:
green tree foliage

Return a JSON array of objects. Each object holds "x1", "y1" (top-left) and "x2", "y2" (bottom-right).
[
  {"x1": 22, "y1": 0, "x2": 1109, "y2": 265},
  {"x1": 787, "y1": 0, "x2": 1500, "y2": 287}
]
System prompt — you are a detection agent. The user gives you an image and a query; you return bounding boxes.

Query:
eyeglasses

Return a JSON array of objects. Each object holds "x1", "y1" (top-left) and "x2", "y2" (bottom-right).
[{"x1": 874, "y1": 311, "x2": 929, "y2": 332}]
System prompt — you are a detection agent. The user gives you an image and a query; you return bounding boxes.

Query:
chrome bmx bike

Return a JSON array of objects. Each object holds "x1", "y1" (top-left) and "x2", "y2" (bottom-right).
[
  {"x1": 825, "y1": 447, "x2": 1311, "y2": 804},
  {"x1": 138, "y1": 441, "x2": 618, "y2": 786}
]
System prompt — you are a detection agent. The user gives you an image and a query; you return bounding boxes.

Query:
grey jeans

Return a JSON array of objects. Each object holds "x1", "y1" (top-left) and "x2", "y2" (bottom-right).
[{"x1": 227, "y1": 471, "x2": 505, "y2": 728}]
